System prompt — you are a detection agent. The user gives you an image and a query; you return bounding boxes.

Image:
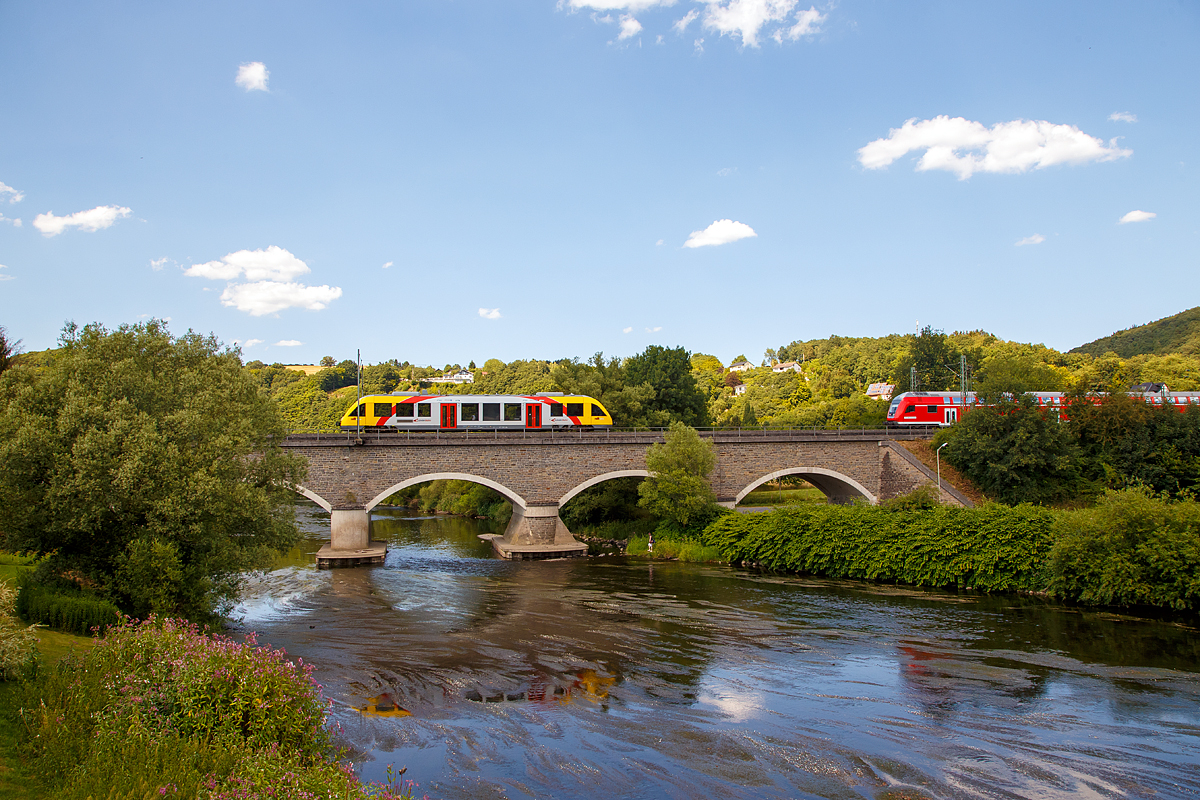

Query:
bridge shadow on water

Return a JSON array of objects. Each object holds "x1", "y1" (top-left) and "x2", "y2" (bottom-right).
[{"x1": 232, "y1": 501, "x2": 1200, "y2": 800}]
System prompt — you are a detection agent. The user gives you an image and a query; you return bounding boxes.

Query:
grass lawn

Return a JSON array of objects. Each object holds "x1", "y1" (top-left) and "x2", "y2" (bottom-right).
[
  {"x1": 1, "y1": 558, "x2": 95, "y2": 800},
  {"x1": 738, "y1": 485, "x2": 827, "y2": 506}
]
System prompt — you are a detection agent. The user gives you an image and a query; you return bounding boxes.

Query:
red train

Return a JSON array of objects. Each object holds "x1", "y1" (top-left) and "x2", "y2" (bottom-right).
[{"x1": 885, "y1": 385, "x2": 1200, "y2": 427}]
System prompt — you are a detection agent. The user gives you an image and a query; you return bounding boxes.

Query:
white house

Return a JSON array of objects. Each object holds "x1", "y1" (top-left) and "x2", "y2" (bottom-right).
[
  {"x1": 728, "y1": 360, "x2": 753, "y2": 373},
  {"x1": 733, "y1": 384, "x2": 747, "y2": 396},
  {"x1": 429, "y1": 369, "x2": 475, "y2": 384},
  {"x1": 866, "y1": 382, "x2": 895, "y2": 401},
  {"x1": 772, "y1": 361, "x2": 802, "y2": 373}
]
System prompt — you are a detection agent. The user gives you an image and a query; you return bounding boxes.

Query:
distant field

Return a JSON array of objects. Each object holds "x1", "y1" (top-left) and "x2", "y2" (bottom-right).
[{"x1": 738, "y1": 485, "x2": 827, "y2": 506}]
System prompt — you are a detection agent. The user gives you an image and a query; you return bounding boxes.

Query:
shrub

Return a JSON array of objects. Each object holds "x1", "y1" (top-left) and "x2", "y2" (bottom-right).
[
  {"x1": 16, "y1": 617, "x2": 421, "y2": 800},
  {"x1": 703, "y1": 503, "x2": 1056, "y2": 592},
  {"x1": 1047, "y1": 488, "x2": 1200, "y2": 610},
  {"x1": 15, "y1": 580, "x2": 121, "y2": 635},
  {"x1": 0, "y1": 579, "x2": 38, "y2": 680}
]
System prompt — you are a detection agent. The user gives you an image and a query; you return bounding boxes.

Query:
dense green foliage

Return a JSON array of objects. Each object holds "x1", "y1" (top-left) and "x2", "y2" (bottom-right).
[
  {"x1": 560, "y1": 476, "x2": 647, "y2": 529},
  {"x1": 1047, "y1": 490, "x2": 1200, "y2": 610},
  {"x1": 14, "y1": 618, "x2": 416, "y2": 800},
  {"x1": 938, "y1": 391, "x2": 1200, "y2": 504},
  {"x1": 624, "y1": 345, "x2": 708, "y2": 426},
  {"x1": 0, "y1": 321, "x2": 305, "y2": 622},
  {"x1": 1071, "y1": 305, "x2": 1200, "y2": 357},
  {"x1": 385, "y1": 479, "x2": 513, "y2": 524},
  {"x1": 704, "y1": 503, "x2": 1057, "y2": 591},
  {"x1": 638, "y1": 422, "x2": 720, "y2": 529},
  {"x1": 14, "y1": 580, "x2": 120, "y2": 637}
]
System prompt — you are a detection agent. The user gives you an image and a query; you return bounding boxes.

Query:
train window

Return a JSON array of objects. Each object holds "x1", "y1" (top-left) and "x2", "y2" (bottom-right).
[
  {"x1": 549, "y1": 403, "x2": 563, "y2": 416},
  {"x1": 504, "y1": 403, "x2": 522, "y2": 421},
  {"x1": 926, "y1": 405, "x2": 937, "y2": 413},
  {"x1": 461, "y1": 403, "x2": 479, "y2": 421},
  {"x1": 350, "y1": 404, "x2": 366, "y2": 418},
  {"x1": 591, "y1": 404, "x2": 607, "y2": 418},
  {"x1": 395, "y1": 404, "x2": 415, "y2": 418},
  {"x1": 483, "y1": 403, "x2": 501, "y2": 421},
  {"x1": 567, "y1": 402, "x2": 584, "y2": 416},
  {"x1": 417, "y1": 403, "x2": 431, "y2": 418},
  {"x1": 373, "y1": 403, "x2": 392, "y2": 417},
  {"x1": 904, "y1": 404, "x2": 915, "y2": 413}
]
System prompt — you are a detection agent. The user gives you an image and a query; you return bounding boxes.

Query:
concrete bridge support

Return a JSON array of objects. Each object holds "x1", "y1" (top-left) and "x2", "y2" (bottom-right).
[
  {"x1": 490, "y1": 504, "x2": 587, "y2": 560},
  {"x1": 316, "y1": 508, "x2": 388, "y2": 567}
]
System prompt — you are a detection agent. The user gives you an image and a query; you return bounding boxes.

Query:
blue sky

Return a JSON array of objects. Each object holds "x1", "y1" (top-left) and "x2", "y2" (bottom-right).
[{"x1": 1, "y1": 1, "x2": 1196, "y2": 368}]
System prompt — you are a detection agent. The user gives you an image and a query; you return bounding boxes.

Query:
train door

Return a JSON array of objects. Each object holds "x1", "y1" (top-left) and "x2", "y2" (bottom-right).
[
  {"x1": 943, "y1": 407, "x2": 958, "y2": 425},
  {"x1": 440, "y1": 403, "x2": 457, "y2": 429},
  {"x1": 525, "y1": 403, "x2": 541, "y2": 429}
]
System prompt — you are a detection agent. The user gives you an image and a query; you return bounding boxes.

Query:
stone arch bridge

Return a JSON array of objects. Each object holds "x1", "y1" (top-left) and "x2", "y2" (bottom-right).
[{"x1": 281, "y1": 428, "x2": 969, "y2": 561}]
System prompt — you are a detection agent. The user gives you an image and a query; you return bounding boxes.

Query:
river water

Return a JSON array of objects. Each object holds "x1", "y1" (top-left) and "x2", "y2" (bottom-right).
[{"x1": 235, "y1": 503, "x2": 1200, "y2": 800}]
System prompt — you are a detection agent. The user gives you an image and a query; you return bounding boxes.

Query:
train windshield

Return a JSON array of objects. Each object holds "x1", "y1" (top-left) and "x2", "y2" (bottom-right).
[{"x1": 887, "y1": 398, "x2": 902, "y2": 416}]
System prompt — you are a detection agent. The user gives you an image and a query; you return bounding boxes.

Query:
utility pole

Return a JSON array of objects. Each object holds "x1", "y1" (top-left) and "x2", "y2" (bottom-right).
[
  {"x1": 910, "y1": 365, "x2": 918, "y2": 393},
  {"x1": 356, "y1": 348, "x2": 362, "y2": 438}
]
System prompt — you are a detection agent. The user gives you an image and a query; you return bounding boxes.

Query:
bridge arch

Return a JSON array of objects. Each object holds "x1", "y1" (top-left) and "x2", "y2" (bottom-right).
[
  {"x1": 289, "y1": 484, "x2": 333, "y2": 512},
  {"x1": 364, "y1": 473, "x2": 529, "y2": 511},
  {"x1": 735, "y1": 467, "x2": 878, "y2": 506},
  {"x1": 558, "y1": 470, "x2": 651, "y2": 507}
]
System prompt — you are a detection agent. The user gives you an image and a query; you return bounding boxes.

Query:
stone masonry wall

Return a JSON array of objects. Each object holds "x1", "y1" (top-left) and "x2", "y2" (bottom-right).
[{"x1": 283, "y1": 437, "x2": 974, "y2": 511}]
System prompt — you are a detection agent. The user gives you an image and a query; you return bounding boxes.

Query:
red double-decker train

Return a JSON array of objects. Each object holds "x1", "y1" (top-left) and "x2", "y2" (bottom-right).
[{"x1": 885, "y1": 384, "x2": 1200, "y2": 427}]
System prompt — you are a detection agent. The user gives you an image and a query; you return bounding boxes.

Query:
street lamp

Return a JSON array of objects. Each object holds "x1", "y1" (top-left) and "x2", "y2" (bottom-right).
[{"x1": 936, "y1": 442, "x2": 949, "y2": 490}]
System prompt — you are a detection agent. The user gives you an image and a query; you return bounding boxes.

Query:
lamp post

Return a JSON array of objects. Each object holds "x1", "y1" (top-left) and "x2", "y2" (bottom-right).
[{"x1": 936, "y1": 442, "x2": 949, "y2": 490}]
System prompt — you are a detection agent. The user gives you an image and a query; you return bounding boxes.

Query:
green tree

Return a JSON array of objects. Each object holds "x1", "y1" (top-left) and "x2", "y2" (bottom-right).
[
  {"x1": 937, "y1": 395, "x2": 1082, "y2": 505},
  {"x1": 319, "y1": 355, "x2": 336, "y2": 367},
  {"x1": 637, "y1": 421, "x2": 719, "y2": 528},
  {"x1": 892, "y1": 326, "x2": 962, "y2": 392},
  {"x1": 975, "y1": 353, "x2": 1064, "y2": 399},
  {"x1": 0, "y1": 325, "x2": 21, "y2": 375},
  {"x1": 625, "y1": 345, "x2": 708, "y2": 426},
  {"x1": 0, "y1": 320, "x2": 305, "y2": 621}
]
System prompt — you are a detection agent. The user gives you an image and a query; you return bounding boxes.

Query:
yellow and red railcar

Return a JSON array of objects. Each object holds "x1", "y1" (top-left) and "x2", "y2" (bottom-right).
[{"x1": 339, "y1": 392, "x2": 612, "y2": 431}]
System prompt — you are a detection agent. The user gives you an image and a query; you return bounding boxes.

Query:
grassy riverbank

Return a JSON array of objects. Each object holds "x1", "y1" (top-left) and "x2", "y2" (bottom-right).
[
  {"x1": 3, "y1": 618, "x2": 422, "y2": 800},
  {"x1": 701, "y1": 489, "x2": 1200, "y2": 612}
]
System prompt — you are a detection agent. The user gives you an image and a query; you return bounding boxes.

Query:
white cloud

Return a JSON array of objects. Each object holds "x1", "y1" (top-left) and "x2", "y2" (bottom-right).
[
  {"x1": 0, "y1": 181, "x2": 23, "y2": 203},
  {"x1": 235, "y1": 338, "x2": 264, "y2": 349},
  {"x1": 33, "y1": 205, "x2": 131, "y2": 236},
  {"x1": 772, "y1": 5, "x2": 824, "y2": 41},
  {"x1": 656, "y1": 34, "x2": 664, "y2": 44},
  {"x1": 382, "y1": 261, "x2": 393, "y2": 269},
  {"x1": 0, "y1": 264, "x2": 12, "y2": 282},
  {"x1": 564, "y1": 0, "x2": 676, "y2": 11},
  {"x1": 702, "y1": 1, "x2": 825, "y2": 48},
  {"x1": 673, "y1": 8, "x2": 699, "y2": 32},
  {"x1": 150, "y1": 257, "x2": 170, "y2": 271},
  {"x1": 684, "y1": 219, "x2": 757, "y2": 248},
  {"x1": 479, "y1": 308, "x2": 502, "y2": 320},
  {"x1": 1109, "y1": 112, "x2": 1137, "y2": 123},
  {"x1": 858, "y1": 116, "x2": 1131, "y2": 180},
  {"x1": 1119, "y1": 210, "x2": 1156, "y2": 224},
  {"x1": 185, "y1": 246, "x2": 311, "y2": 281},
  {"x1": 656, "y1": 239, "x2": 664, "y2": 245},
  {"x1": 0, "y1": 214, "x2": 20, "y2": 227},
  {"x1": 1015, "y1": 234, "x2": 1045, "y2": 246},
  {"x1": 717, "y1": 167, "x2": 735, "y2": 176},
  {"x1": 617, "y1": 14, "x2": 643, "y2": 38},
  {"x1": 646, "y1": 326, "x2": 662, "y2": 332},
  {"x1": 623, "y1": 326, "x2": 633, "y2": 333},
  {"x1": 220, "y1": 281, "x2": 342, "y2": 316},
  {"x1": 274, "y1": 340, "x2": 303, "y2": 347},
  {"x1": 694, "y1": 37, "x2": 705, "y2": 53},
  {"x1": 236, "y1": 62, "x2": 269, "y2": 92}
]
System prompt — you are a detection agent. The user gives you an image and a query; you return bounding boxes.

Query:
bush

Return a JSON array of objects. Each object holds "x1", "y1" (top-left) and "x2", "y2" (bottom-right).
[
  {"x1": 15, "y1": 580, "x2": 121, "y2": 636},
  {"x1": 703, "y1": 503, "x2": 1056, "y2": 592},
  {"x1": 1047, "y1": 488, "x2": 1200, "y2": 610},
  {"x1": 15, "y1": 617, "x2": 416, "y2": 800},
  {"x1": 0, "y1": 579, "x2": 38, "y2": 680}
]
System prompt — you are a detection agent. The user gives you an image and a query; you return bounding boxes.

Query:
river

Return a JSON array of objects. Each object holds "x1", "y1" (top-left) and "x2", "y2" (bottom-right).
[{"x1": 234, "y1": 502, "x2": 1200, "y2": 800}]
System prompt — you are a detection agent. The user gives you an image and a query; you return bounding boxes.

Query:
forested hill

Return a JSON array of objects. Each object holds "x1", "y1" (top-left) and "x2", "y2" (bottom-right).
[{"x1": 1071, "y1": 306, "x2": 1200, "y2": 357}]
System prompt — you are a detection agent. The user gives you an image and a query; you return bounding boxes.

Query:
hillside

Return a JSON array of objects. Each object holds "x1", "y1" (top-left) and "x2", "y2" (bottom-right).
[{"x1": 1071, "y1": 306, "x2": 1200, "y2": 357}]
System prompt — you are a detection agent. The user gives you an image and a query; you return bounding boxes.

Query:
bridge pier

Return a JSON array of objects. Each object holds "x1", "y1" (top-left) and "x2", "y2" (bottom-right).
[
  {"x1": 316, "y1": 508, "x2": 388, "y2": 568},
  {"x1": 489, "y1": 504, "x2": 587, "y2": 561}
]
